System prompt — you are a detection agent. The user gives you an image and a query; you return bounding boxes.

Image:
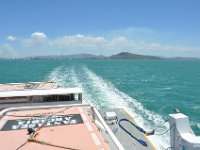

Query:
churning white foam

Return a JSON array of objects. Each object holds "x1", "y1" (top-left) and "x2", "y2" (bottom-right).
[
  {"x1": 47, "y1": 65, "x2": 170, "y2": 149},
  {"x1": 83, "y1": 67, "x2": 170, "y2": 149}
]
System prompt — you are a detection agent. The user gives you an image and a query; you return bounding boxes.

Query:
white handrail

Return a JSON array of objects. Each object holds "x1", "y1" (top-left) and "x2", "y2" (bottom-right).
[
  {"x1": 92, "y1": 107, "x2": 125, "y2": 150},
  {"x1": 0, "y1": 103, "x2": 90, "y2": 118}
]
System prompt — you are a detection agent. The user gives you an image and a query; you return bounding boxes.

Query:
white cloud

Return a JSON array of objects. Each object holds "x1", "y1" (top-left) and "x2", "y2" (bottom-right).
[
  {"x1": 31, "y1": 32, "x2": 47, "y2": 41},
  {"x1": 14, "y1": 30, "x2": 200, "y2": 57},
  {"x1": 50, "y1": 34, "x2": 197, "y2": 55},
  {"x1": 22, "y1": 32, "x2": 48, "y2": 47},
  {"x1": 6, "y1": 36, "x2": 16, "y2": 41},
  {"x1": 0, "y1": 44, "x2": 14, "y2": 58},
  {"x1": 52, "y1": 34, "x2": 107, "y2": 52}
]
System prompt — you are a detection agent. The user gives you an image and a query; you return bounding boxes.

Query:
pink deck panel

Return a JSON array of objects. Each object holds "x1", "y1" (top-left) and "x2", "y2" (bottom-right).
[{"x1": 0, "y1": 107, "x2": 109, "y2": 150}]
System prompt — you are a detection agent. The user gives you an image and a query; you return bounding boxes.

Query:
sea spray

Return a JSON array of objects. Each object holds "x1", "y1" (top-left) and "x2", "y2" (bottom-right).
[{"x1": 46, "y1": 64, "x2": 170, "y2": 148}]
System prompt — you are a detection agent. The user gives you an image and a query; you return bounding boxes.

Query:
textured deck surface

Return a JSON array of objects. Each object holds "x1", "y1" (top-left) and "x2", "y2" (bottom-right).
[
  {"x1": 0, "y1": 107, "x2": 109, "y2": 150},
  {"x1": 102, "y1": 108, "x2": 156, "y2": 150}
]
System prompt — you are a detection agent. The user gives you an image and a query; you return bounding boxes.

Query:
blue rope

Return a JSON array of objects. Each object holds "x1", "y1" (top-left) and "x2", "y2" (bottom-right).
[{"x1": 118, "y1": 118, "x2": 148, "y2": 147}]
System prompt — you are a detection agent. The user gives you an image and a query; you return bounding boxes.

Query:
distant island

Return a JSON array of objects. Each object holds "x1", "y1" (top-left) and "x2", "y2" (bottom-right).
[
  {"x1": 109, "y1": 52, "x2": 161, "y2": 59},
  {"x1": 1, "y1": 52, "x2": 199, "y2": 60}
]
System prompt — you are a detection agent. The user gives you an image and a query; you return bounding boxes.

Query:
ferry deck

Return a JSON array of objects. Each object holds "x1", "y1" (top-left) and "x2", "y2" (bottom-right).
[
  {"x1": 0, "y1": 82, "x2": 57, "y2": 91},
  {"x1": 0, "y1": 103, "x2": 156, "y2": 150}
]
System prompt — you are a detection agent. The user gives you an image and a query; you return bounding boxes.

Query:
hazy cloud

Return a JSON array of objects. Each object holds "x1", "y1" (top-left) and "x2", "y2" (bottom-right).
[
  {"x1": 52, "y1": 34, "x2": 107, "y2": 50},
  {"x1": 6, "y1": 36, "x2": 16, "y2": 41},
  {"x1": 6, "y1": 29, "x2": 200, "y2": 57},
  {"x1": 0, "y1": 44, "x2": 14, "y2": 58}
]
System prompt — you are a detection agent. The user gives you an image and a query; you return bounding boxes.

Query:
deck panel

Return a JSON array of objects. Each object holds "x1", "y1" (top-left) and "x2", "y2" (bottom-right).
[{"x1": 0, "y1": 107, "x2": 110, "y2": 150}]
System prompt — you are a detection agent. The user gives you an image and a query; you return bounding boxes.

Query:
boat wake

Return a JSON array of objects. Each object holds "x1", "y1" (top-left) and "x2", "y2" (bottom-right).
[{"x1": 46, "y1": 65, "x2": 170, "y2": 149}]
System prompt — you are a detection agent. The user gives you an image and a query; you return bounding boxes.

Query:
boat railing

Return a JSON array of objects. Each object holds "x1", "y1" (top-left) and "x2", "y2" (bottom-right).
[
  {"x1": 90, "y1": 106, "x2": 125, "y2": 150},
  {"x1": 0, "y1": 103, "x2": 125, "y2": 150}
]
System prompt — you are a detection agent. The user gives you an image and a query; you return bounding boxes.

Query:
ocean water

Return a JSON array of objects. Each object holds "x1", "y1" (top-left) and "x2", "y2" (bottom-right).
[{"x1": 0, "y1": 59, "x2": 200, "y2": 148}]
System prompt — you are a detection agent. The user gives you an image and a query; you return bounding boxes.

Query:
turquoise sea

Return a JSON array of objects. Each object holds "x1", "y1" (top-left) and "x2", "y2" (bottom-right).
[{"x1": 0, "y1": 60, "x2": 200, "y2": 148}]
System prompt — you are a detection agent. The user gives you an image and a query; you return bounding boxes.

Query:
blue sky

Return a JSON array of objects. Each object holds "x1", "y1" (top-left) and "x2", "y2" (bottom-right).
[{"x1": 1, "y1": 0, "x2": 200, "y2": 58}]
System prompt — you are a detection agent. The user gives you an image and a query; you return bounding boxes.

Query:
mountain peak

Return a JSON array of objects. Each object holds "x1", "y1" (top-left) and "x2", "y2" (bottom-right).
[{"x1": 109, "y1": 52, "x2": 161, "y2": 59}]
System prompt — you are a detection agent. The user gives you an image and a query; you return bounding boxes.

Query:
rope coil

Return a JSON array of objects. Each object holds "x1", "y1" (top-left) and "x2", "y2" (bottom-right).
[{"x1": 118, "y1": 118, "x2": 148, "y2": 147}]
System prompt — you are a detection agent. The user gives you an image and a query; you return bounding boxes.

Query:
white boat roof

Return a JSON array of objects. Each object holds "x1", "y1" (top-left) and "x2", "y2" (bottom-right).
[{"x1": 0, "y1": 88, "x2": 82, "y2": 98}]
